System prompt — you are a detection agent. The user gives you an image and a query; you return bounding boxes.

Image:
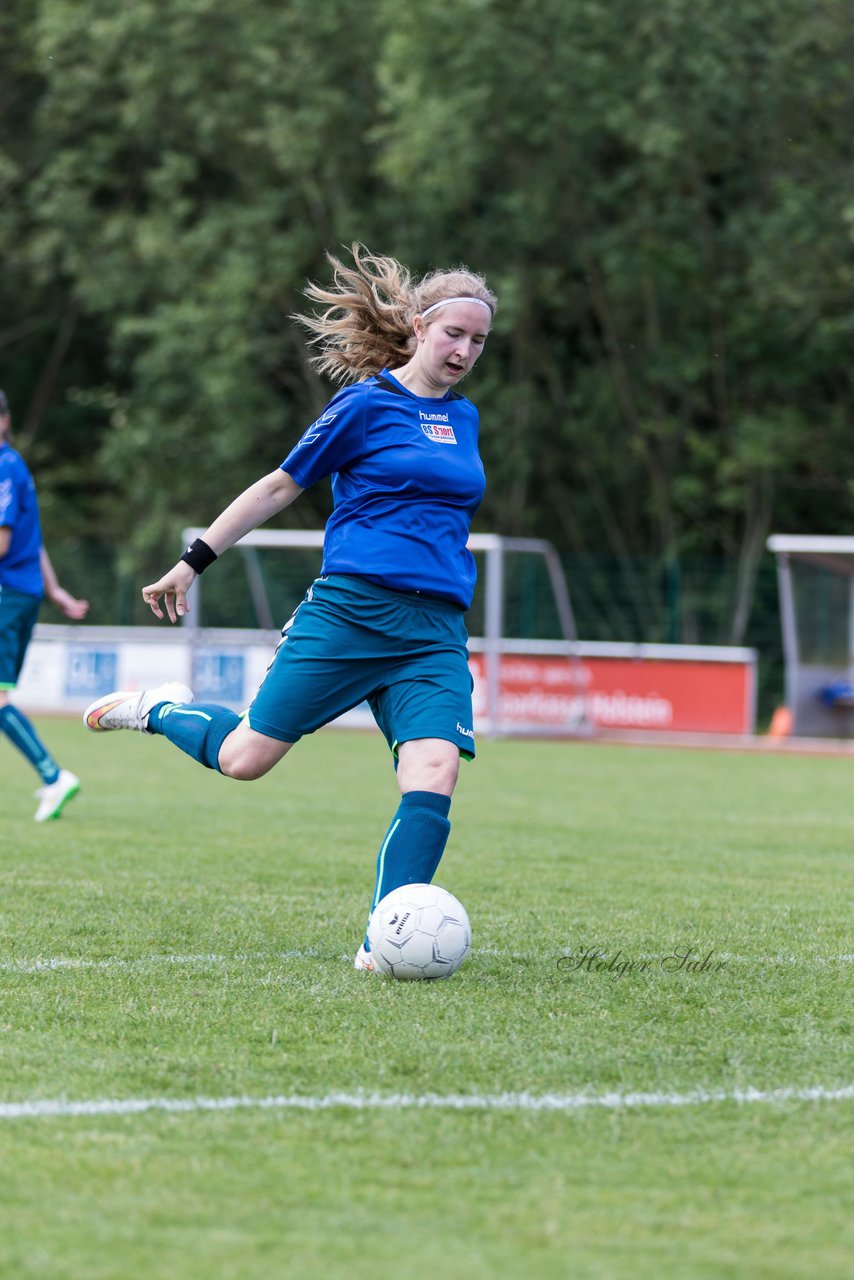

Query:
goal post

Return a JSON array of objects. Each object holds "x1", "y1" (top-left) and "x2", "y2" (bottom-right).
[{"x1": 767, "y1": 535, "x2": 854, "y2": 737}]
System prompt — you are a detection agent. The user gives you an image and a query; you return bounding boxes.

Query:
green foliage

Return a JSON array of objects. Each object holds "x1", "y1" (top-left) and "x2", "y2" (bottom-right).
[
  {"x1": 2, "y1": 0, "x2": 853, "y2": 642},
  {"x1": 5, "y1": 0, "x2": 385, "y2": 552},
  {"x1": 373, "y1": 0, "x2": 854, "y2": 579}
]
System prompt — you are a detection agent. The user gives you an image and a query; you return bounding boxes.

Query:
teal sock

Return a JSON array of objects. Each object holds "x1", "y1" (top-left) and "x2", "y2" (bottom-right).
[
  {"x1": 148, "y1": 700, "x2": 241, "y2": 772},
  {"x1": 364, "y1": 790, "x2": 452, "y2": 949},
  {"x1": 0, "y1": 704, "x2": 60, "y2": 784}
]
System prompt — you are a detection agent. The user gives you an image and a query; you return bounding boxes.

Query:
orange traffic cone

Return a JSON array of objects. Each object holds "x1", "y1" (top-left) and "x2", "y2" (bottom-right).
[{"x1": 767, "y1": 706, "x2": 793, "y2": 738}]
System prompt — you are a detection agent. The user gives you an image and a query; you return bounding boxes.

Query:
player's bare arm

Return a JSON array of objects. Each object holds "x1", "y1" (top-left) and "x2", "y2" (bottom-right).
[
  {"x1": 143, "y1": 470, "x2": 303, "y2": 622},
  {"x1": 39, "y1": 549, "x2": 89, "y2": 620}
]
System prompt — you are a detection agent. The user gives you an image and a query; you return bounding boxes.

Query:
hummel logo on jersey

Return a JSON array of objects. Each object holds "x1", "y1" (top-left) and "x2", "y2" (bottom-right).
[
  {"x1": 297, "y1": 408, "x2": 338, "y2": 447},
  {"x1": 419, "y1": 409, "x2": 457, "y2": 444}
]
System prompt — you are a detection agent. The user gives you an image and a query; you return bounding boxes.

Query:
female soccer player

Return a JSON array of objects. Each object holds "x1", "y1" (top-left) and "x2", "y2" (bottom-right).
[
  {"x1": 1, "y1": 389, "x2": 89, "y2": 820},
  {"x1": 84, "y1": 245, "x2": 497, "y2": 969}
]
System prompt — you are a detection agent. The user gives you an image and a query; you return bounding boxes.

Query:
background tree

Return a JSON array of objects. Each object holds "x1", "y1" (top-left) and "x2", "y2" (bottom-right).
[{"x1": 374, "y1": 0, "x2": 854, "y2": 640}]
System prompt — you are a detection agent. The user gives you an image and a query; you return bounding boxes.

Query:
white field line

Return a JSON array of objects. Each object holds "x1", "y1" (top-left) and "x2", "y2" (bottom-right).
[
  {"x1": 716, "y1": 952, "x2": 854, "y2": 964},
  {"x1": 0, "y1": 949, "x2": 852, "y2": 975},
  {"x1": 0, "y1": 950, "x2": 321, "y2": 973},
  {"x1": 1, "y1": 1084, "x2": 853, "y2": 1122}
]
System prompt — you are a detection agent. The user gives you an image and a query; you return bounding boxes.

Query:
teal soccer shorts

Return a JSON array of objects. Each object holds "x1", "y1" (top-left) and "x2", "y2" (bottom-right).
[
  {"x1": 0, "y1": 585, "x2": 41, "y2": 689},
  {"x1": 246, "y1": 574, "x2": 476, "y2": 758}
]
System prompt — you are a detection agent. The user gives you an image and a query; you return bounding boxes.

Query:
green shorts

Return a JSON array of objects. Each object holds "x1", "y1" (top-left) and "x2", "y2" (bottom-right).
[
  {"x1": 247, "y1": 574, "x2": 476, "y2": 759},
  {"x1": 0, "y1": 585, "x2": 41, "y2": 689}
]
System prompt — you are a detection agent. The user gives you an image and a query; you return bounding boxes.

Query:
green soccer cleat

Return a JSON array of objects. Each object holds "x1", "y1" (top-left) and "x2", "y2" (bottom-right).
[{"x1": 34, "y1": 769, "x2": 80, "y2": 823}]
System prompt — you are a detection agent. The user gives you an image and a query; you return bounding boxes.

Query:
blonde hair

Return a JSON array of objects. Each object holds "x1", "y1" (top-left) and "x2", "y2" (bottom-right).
[{"x1": 294, "y1": 243, "x2": 497, "y2": 385}]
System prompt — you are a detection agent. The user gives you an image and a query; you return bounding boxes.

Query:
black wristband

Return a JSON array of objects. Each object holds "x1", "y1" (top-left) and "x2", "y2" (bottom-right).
[{"x1": 180, "y1": 538, "x2": 218, "y2": 575}]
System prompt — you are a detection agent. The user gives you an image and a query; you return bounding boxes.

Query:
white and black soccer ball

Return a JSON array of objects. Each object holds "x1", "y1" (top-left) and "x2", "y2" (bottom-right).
[{"x1": 367, "y1": 883, "x2": 471, "y2": 981}]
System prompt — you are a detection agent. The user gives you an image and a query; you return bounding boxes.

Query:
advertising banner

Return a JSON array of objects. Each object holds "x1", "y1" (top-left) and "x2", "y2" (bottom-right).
[{"x1": 469, "y1": 648, "x2": 755, "y2": 735}]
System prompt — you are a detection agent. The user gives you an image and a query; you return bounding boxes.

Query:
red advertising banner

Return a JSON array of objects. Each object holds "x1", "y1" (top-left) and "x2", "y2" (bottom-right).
[{"x1": 469, "y1": 650, "x2": 756, "y2": 735}]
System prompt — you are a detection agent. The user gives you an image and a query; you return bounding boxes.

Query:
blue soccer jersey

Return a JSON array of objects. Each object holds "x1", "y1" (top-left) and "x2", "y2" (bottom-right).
[
  {"x1": 281, "y1": 370, "x2": 486, "y2": 609},
  {"x1": 0, "y1": 443, "x2": 43, "y2": 597}
]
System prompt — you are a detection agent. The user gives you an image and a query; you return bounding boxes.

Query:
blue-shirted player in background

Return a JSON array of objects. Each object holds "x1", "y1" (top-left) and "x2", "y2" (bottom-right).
[
  {"x1": 84, "y1": 245, "x2": 497, "y2": 969},
  {"x1": 0, "y1": 389, "x2": 89, "y2": 820}
]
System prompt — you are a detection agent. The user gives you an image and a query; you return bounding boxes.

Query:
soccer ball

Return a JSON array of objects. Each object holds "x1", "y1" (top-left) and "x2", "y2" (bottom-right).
[{"x1": 367, "y1": 883, "x2": 471, "y2": 981}]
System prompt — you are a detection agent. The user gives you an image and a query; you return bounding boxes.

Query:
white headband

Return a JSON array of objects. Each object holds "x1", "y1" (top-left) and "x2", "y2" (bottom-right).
[{"x1": 419, "y1": 296, "x2": 494, "y2": 320}]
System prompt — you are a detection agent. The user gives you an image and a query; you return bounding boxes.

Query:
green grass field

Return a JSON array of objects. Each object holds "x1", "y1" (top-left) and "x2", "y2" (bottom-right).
[{"x1": 1, "y1": 718, "x2": 852, "y2": 1279}]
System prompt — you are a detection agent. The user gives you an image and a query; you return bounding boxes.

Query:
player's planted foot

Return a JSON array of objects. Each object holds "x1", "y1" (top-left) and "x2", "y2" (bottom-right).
[
  {"x1": 353, "y1": 944, "x2": 376, "y2": 973},
  {"x1": 34, "y1": 769, "x2": 80, "y2": 822},
  {"x1": 83, "y1": 682, "x2": 193, "y2": 734}
]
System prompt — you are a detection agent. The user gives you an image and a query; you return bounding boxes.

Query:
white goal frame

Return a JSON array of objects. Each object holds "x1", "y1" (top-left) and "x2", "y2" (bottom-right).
[
  {"x1": 767, "y1": 534, "x2": 854, "y2": 736},
  {"x1": 180, "y1": 527, "x2": 588, "y2": 736}
]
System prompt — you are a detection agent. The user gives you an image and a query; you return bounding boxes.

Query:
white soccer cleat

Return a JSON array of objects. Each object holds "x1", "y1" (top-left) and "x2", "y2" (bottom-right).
[
  {"x1": 83, "y1": 682, "x2": 193, "y2": 734},
  {"x1": 34, "y1": 769, "x2": 80, "y2": 823},
  {"x1": 353, "y1": 944, "x2": 376, "y2": 973}
]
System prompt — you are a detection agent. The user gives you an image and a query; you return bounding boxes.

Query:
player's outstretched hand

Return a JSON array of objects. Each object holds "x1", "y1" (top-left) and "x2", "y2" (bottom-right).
[
  {"x1": 142, "y1": 562, "x2": 197, "y2": 623},
  {"x1": 51, "y1": 589, "x2": 89, "y2": 621}
]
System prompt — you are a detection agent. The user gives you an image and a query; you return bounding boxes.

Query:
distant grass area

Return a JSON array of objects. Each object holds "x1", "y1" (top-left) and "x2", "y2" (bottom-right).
[{"x1": 1, "y1": 720, "x2": 852, "y2": 1279}]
